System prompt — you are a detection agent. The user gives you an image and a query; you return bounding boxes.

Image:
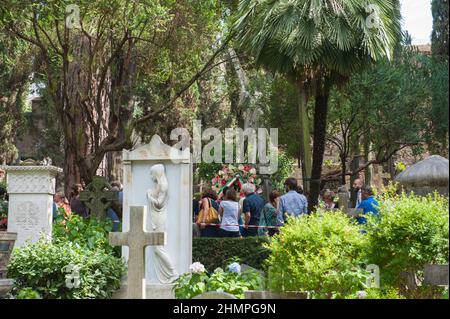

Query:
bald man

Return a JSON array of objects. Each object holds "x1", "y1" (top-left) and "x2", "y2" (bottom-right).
[{"x1": 351, "y1": 178, "x2": 364, "y2": 208}]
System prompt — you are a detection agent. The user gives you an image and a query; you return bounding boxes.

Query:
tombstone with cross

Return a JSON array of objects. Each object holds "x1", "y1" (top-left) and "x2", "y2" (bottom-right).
[
  {"x1": 79, "y1": 176, "x2": 118, "y2": 220},
  {"x1": 109, "y1": 206, "x2": 166, "y2": 299}
]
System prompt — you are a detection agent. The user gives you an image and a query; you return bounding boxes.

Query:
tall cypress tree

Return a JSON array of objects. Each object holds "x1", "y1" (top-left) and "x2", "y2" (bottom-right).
[
  {"x1": 431, "y1": 0, "x2": 449, "y2": 60},
  {"x1": 429, "y1": 0, "x2": 449, "y2": 156}
]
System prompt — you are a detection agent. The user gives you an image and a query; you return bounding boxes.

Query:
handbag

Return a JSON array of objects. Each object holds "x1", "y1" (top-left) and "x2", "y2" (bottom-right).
[{"x1": 197, "y1": 198, "x2": 219, "y2": 224}]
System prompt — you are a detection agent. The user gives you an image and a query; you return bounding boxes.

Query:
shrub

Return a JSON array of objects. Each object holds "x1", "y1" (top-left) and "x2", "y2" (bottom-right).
[
  {"x1": 16, "y1": 288, "x2": 41, "y2": 299},
  {"x1": 265, "y1": 211, "x2": 369, "y2": 298},
  {"x1": 345, "y1": 287, "x2": 405, "y2": 299},
  {"x1": 365, "y1": 192, "x2": 449, "y2": 298},
  {"x1": 7, "y1": 238, "x2": 125, "y2": 299},
  {"x1": 192, "y1": 237, "x2": 270, "y2": 272},
  {"x1": 174, "y1": 262, "x2": 264, "y2": 299},
  {"x1": 53, "y1": 213, "x2": 119, "y2": 256}
]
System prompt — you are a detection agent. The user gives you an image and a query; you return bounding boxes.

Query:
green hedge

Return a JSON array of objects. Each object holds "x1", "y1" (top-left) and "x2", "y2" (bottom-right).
[{"x1": 193, "y1": 237, "x2": 271, "y2": 272}]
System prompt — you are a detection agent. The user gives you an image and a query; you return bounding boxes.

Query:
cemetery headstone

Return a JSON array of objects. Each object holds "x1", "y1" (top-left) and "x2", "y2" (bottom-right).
[
  {"x1": 121, "y1": 135, "x2": 192, "y2": 298},
  {"x1": 337, "y1": 186, "x2": 363, "y2": 217},
  {"x1": 424, "y1": 264, "x2": 449, "y2": 286},
  {"x1": 1, "y1": 163, "x2": 62, "y2": 246},
  {"x1": 109, "y1": 206, "x2": 166, "y2": 299},
  {"x1": 79, "y1": 176, "x2": 118, "y2": 220}
]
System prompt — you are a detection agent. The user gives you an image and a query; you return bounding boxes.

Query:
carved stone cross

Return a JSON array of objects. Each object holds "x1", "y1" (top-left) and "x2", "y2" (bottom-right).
[
  {"x1": 80, "y1": 176, "x2": 118, "y2": 220},
  {"x1": 109, "y1": 206, "x2": 166, "y2": 299}
]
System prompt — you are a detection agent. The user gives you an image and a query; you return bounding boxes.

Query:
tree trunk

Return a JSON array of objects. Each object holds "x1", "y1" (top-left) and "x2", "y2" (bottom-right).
[
  {"x1": 340, "y1": 155, "x2": 347, "y2": 185},
  {"x1": 309, "y1": 80, "x2": 331, "y2": 211},
  {"x1": 297, "y1": 82, "x2": 312, "y2": 193}
]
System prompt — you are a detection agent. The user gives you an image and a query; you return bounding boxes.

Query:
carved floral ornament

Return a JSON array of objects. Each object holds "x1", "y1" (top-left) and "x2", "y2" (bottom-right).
[{"x1": 14, "y1": 201, "x2": 40, "y2": 231}]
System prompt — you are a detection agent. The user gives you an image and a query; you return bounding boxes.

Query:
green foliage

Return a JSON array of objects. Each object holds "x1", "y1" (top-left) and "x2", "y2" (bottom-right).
[
  {"x1": 269, "y1": 151, "x2": 296, "y2": 192},
  {"x1": 365, "y1": 193, "x2": 449, "y2": 297},
  {"x1": 431, "y1": 0, "x2": 449, "y2": 60},
  {"x1": 234, "y1": 0, "x2": 401, "y2": 79},
  {"x1": 193, "y1": 237, "x2": 270, "y2": 272},
  {"x1": 7, "y1": 238, "x2": 125, "y2": 299},
  {"x1": 197, "y1": 162, "x2": 224, "y2": 184},
  {"x1": 16, "y1": 288, "x2": 41, "y2": 299},
  {"x1": 0, "y1": 33, "x2": 31, "y2": 164},
  {"x1": 428, "y1": 59, "x2": 449, "y2": 156},
  {"x1": 265, "y1": 211, "x2": 369, "y2": 299},
  {"x1": 345, "y1": 287, "x2": 405, "y2": 299},
  {"x1": 53, "y1": 213, "x2": 119, "y2": 256},
  {"x1": 174, "y1": 266, "x2": 264, "y2": 299},
  {"x1": 327, "y1": 44, "x2": 432, "y2": 176}
]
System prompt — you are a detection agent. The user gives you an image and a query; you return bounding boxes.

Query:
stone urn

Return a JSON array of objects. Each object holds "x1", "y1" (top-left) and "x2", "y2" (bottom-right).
[{"x1": 0, "y1": 232, "x2": 17, "y2": 297}]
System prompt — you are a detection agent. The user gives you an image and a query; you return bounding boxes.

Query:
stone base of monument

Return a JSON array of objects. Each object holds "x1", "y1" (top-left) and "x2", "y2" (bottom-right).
[
  {"x1": 112, "y1": 283, "x2": 175, "y2": 299},
  {"x1": 244, "y1": 290, "x2": 309, "y2": 299},
  {"x1": 0, "y1": 279, "x2": 14, "y2": 298}
]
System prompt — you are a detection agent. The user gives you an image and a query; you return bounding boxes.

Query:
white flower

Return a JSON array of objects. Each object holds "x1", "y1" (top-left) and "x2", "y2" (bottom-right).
[
  {"x1": 238, "y1": 164, "x2": 244, "y2": 170},
  {"x1": 249, "y1": 168, "x2": 257, "y2": 175},
  {"x1": 357, "y1": 291, "x2": 367, "y2": 299},
  {"x1": 218, "y1": 170, "x2": 225, "y2": 176},
  {"x1": 189, "y1": 262, "x2": 205, "y2": 274}
]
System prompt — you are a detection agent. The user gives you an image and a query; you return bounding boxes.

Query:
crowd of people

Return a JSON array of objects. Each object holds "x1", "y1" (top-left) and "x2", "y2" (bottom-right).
[{"x1": 193, "y1": 177, "x2": 380, "y2": 238}]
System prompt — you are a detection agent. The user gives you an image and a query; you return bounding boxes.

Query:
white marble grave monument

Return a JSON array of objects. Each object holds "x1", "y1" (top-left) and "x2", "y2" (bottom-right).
[
  {"x1": 120, "y1": 135, "x2": 192, "y2": 298},
  {"x1": 1, "y1": 164, "x2": 62, "y2": 246}
]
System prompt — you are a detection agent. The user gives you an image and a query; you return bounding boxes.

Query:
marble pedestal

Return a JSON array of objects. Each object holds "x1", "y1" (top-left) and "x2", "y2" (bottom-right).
[{"x1": 2, "y1": 165, "x2": 62, "y2": 246}]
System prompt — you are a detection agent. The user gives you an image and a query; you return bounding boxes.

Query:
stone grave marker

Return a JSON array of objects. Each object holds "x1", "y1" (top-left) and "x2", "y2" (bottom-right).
[
  {"x1": 424, "y1": 264, "x2": 449, "y2": 286},
  {"x1": 109, "y1": 206, "x2": 166, "y2": 299},
  {"x1": 80, "y1": 176, "x2": 118, "y2": 219},
  {"x1": 121, "y1": 134, "x2": 192, "y2": 298},
  {"x1": 1, "y1": 163, "x2": 62, "y2": 246},
  {"x1": 337, "y1": 186, "x2": 363, "y2": 217}
]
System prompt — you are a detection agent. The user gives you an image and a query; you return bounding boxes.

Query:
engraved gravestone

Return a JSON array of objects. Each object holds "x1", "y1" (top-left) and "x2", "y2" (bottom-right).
[{"x1": 1, "y1": 164, "x2": 62, "y2": 247}]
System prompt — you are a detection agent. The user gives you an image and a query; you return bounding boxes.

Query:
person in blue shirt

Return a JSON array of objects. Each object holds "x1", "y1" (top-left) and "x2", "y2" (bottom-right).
[
  {"x1": 242, "y1": 183, "x2": 265, "y2": 237},
  {"x1": 356, "y1": 186, "x2": 380, "y2": 225},
  {"x1": 279, "y1": 178, "x2": 308, "y2": 223}
]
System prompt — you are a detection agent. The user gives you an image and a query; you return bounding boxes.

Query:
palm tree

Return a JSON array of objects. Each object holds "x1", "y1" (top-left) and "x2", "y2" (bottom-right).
[{"x1": 234, "y1": 0, "x2": 401, "y2": 210}]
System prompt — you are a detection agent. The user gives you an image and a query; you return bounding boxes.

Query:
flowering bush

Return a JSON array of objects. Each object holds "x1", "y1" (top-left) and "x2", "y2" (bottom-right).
[
  {"x1": 228, "y1": 262, "x2": 241, "y2": 274},
  {"x1": 189, "y1": 262, "x2": 206, "y2": 274},
  {"x1": 174, "y1": 262, "x2": 264, "y2": 299},
  {"x1": 7, "y1": 237, "x2": 125, "y2": 299}
]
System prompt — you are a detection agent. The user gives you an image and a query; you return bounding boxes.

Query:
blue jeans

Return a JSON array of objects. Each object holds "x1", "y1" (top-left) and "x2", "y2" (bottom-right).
[{"x1": 106, "y1": 208, "x2": 120, "y2": 232}]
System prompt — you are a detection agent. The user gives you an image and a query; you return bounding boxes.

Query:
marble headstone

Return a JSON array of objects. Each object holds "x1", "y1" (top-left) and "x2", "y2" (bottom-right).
[{"x1": 121, "y1": 135, "x2": 192, "y2": 298}]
